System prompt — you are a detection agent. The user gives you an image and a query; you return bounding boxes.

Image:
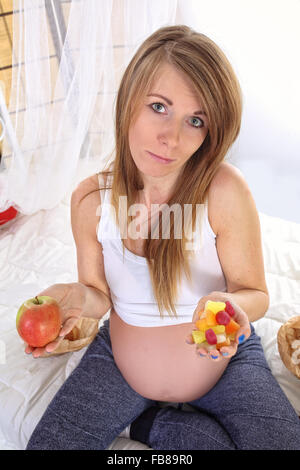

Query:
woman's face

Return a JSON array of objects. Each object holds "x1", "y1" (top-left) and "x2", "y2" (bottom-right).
[{"x1": 128, "y1": 62, "x2": 209, "y2": 179}]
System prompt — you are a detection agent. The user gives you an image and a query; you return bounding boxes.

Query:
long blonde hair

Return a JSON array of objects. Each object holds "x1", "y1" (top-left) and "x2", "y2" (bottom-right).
[{"x1": 98, "y1": 25, "x2": 242, "y2": 318}]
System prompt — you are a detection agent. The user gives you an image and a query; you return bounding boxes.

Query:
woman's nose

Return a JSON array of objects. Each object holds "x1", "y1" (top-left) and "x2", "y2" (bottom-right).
[{"x1": 158, "y1": 120, "x2": 180, "y2": 148}]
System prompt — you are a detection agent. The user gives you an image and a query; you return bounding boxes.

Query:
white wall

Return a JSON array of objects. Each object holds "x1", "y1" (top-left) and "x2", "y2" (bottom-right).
[{"x1": 178, "y1": 0, "x2": 300, "y2": 223}]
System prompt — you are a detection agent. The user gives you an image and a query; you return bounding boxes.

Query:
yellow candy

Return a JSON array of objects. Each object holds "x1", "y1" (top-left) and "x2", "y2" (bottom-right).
[
  {"x1": 204, "y1": 300, "x2": 226, "y2": 314},
  {"x1": 192, "y1": 330, "x2": 206, "y2": 344},
  {"x1": 211, "y1": 325, "x2": 225, "y2": 334}
]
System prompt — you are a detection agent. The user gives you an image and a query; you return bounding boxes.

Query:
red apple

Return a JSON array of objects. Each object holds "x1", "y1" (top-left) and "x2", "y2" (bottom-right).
[{"x1": 16, "y1": 296, "x2": 61, "y2": 347}]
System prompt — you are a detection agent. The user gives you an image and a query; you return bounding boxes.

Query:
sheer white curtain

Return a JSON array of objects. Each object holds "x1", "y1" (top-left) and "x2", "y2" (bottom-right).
[{"x1": 0, "y1": 0, "x2": 178, "y2": 215}]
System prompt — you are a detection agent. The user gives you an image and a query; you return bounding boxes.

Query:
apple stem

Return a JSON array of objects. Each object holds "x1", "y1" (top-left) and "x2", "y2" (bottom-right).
[{"x1": 35, "y1": 296, "x2": 40, "y2": 304}]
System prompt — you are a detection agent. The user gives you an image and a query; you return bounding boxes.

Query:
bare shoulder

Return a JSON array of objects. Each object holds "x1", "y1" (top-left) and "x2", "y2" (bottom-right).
[
  {"x1": 71, "y1": 173, "x2": 101, "y2": 205},
  {"x1": 207, "y1": 161, "x2": 255, "y2": 237},
  {"x1": 71, "y1": 171, "x2": 109, "y2": 212},
  {"x1": 70, "y1": 173, "x2": 104, "y2": 239}
]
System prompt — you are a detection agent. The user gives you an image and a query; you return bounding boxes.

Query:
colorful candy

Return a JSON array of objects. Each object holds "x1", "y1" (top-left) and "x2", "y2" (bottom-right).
[
  {"x1": 191, "y1": 300, "x2": 241, "y2": 352},
  {"x1": 205, "y1": 328, "x2": 217, "y2": 345},
  {"x1": 225, "y1": 318, "x2": 240, "y2": 335},
  {"x1": 205, "y1": 301, "x2": 227, "y2": 314},
  {"x1": 225, "y1": 301, "x2": 235, "y2": 317},
  {"x1": 206, "y1": 310, "x2": 217, "y2": 326},
  {"x1": 191, "y1": 330, "x2": 206, "y2": 344},
  {"x1": 215, "y1": 310, "x2": 230, "y2": 325}
]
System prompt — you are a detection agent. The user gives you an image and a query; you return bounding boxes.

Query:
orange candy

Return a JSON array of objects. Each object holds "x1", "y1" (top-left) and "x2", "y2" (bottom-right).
[
  {"x1": 225, "y1": 318, "x2": 240, "y2": 335},
  {"x1": 206, "y1": 310, "x2": 218, "y2": 326},
  {"x1": 195, "y1": 318, "x2": 208, "y2": 331}
]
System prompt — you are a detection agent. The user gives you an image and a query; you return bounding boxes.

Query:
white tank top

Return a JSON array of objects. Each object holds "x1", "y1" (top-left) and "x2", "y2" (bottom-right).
[{"x1": 97, "y1": 172, "x2": 227, "y2": 327}]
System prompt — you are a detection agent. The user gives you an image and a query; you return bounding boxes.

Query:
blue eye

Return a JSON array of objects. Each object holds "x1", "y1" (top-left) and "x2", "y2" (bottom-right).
[
  {"x1": 189, "y1": 117, "x2": 204, "y2": 128},
  {"x1": 149, "y1": 103, "x2": 204, "y2": 129},
  {"x1": 151, "y1": 103, "x2": 165, "y2": 113}
]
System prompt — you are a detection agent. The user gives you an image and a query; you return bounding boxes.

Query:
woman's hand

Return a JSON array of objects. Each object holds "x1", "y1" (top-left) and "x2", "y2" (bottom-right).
[
  {"x1": 24, "y1": 282, "x2": 86, "y2": 358},
  {"x1": 186, "y1": 291, "x2": 251, "y2": 361}
]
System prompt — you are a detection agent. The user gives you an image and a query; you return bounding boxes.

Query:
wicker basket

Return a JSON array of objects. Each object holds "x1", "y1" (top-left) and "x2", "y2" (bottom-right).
[{"x1": 277, "y1": 316, "x2": 300, "y2": 379}]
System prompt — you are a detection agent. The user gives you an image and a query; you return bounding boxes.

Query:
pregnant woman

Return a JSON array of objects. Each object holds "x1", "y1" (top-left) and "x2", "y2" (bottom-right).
[{"x1": 26, "y1": 25, "x2": 300, "y2": 450}]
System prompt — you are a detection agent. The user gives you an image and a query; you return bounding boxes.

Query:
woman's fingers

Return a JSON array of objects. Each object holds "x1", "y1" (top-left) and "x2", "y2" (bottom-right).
[
  {"x1": 31, "y1": 346, "x2": 48, "y2": 358},
  {"x1": 24, "y1": 314, "x2": 80, "y2": 358},
  {"x1": 187, "y1": 297, "x2": 251, "y2": 362},
  {"x1": 25, "y1": 343, "x2": 33, "y2": 354},
  {"x1": 195, "y1": 345, "x2": 209, "y2": 358},
  {"x1": 30, "y1": 336, "x2": 64, "y2": 358},
  {"x1": 58, "y1": 316, "x2": 79, "y2": 338},
  {"x1": 219, "y1": 341, "x2": 238, "y2": 358},
  {"x1": 226, "y1": 302, "x2": 251, "y2": 341},
  {"x1": 186, "y1": 333, "x2": 194, "y2": 344},
  {"x1": 195, "y1": 341, "x2": 237, "y2": 361},
  {"x1": 44, "y1": 335, "x2": 65, "y2": 353}
]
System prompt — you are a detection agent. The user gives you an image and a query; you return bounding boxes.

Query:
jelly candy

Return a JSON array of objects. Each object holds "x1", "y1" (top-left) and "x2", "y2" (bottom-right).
[
  {"x1": 200, "y1": 341, "x2": 215, "y2": 352},
  {"x1": 216, "y1": 337, "x2": 231, "y2": 350},
  {"x1": 211, "y1": 325, "x2": 225, "y2": 334},
  {"x1": 191, "y1": 330, "x2": 206, "y2": 344},
  {"x1": 205, "y1": 328, "x2": 217, "y2": 345},
  {"x1": 206, "y1": 310, "x2": 218, "y2": 326},
  {"x1": 216, "y1": 334, "x2": 227, "y2": 344},
  {"x1": 215, "y1": 310, "x2": 230, "y2": 325},
  {"x1": 195, "y1": 318, "x2": 208, "y2": 331},
  {"x1": 225, "y1": 301, "x2": 235, "y2": 317},
  {"x1": 191, "y1": 300, "x2": 240, "y2": 352},
  {"x1": 205, "y1": 301, "x2": 226, "y2": 314},
  {"x1": 225, "y1": 318, "x2": 240, "y2": 335}
]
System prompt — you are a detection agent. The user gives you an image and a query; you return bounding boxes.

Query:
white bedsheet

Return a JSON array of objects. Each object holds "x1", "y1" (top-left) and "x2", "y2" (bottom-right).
[{"x1": 0, "y1": 201, "x2": 299, "y2": 450}]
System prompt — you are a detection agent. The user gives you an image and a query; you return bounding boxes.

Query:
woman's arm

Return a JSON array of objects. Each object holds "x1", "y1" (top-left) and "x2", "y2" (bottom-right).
[
  {"x1": 25, "y1": 177, "x2": 113, "y2": 357},
  {"x1": 207, "y1": 162, "x2": 269, "y2": 322},
  {"x1": 188, "y1": 163, "x2": 268, "y2": 358},
  {"x1": 210, "y1": 288, "x2": 269, "y2": 323},
  {"x1": 71, "y1": 174, "x2": 113, "y2": 319},
  {"x1": 79, "y1": 282, "x2": 112, "y2": 320}
]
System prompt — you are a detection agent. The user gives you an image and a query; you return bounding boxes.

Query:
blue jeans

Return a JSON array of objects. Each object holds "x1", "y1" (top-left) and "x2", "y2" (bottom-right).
[{"x1": 26, "y1": 320, "x2": 300, "y2": 450}]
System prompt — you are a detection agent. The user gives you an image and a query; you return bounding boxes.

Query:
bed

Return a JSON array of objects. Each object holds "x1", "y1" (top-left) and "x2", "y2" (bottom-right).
[{"x1": 0, "y1": 194, "x2": 299, "y2": 450}]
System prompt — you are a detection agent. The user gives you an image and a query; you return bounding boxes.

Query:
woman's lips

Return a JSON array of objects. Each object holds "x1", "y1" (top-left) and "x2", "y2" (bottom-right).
[{"x1": 147, "y1": 151, "x2": 174, "y2": 164}]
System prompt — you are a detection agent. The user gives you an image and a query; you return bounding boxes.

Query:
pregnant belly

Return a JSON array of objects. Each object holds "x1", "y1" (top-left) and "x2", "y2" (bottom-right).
[{"x1": 109, "y1": 309, "x2": 229, "y2": 402}]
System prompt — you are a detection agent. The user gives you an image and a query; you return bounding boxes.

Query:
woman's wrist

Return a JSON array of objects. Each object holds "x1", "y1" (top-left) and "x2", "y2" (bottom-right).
[
  {"x1": 76, "y1": 282, "x2": 112, "y2": 320},
  {"x1": 213, "y1": 289, "x2": 269, "y2": 323}
]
